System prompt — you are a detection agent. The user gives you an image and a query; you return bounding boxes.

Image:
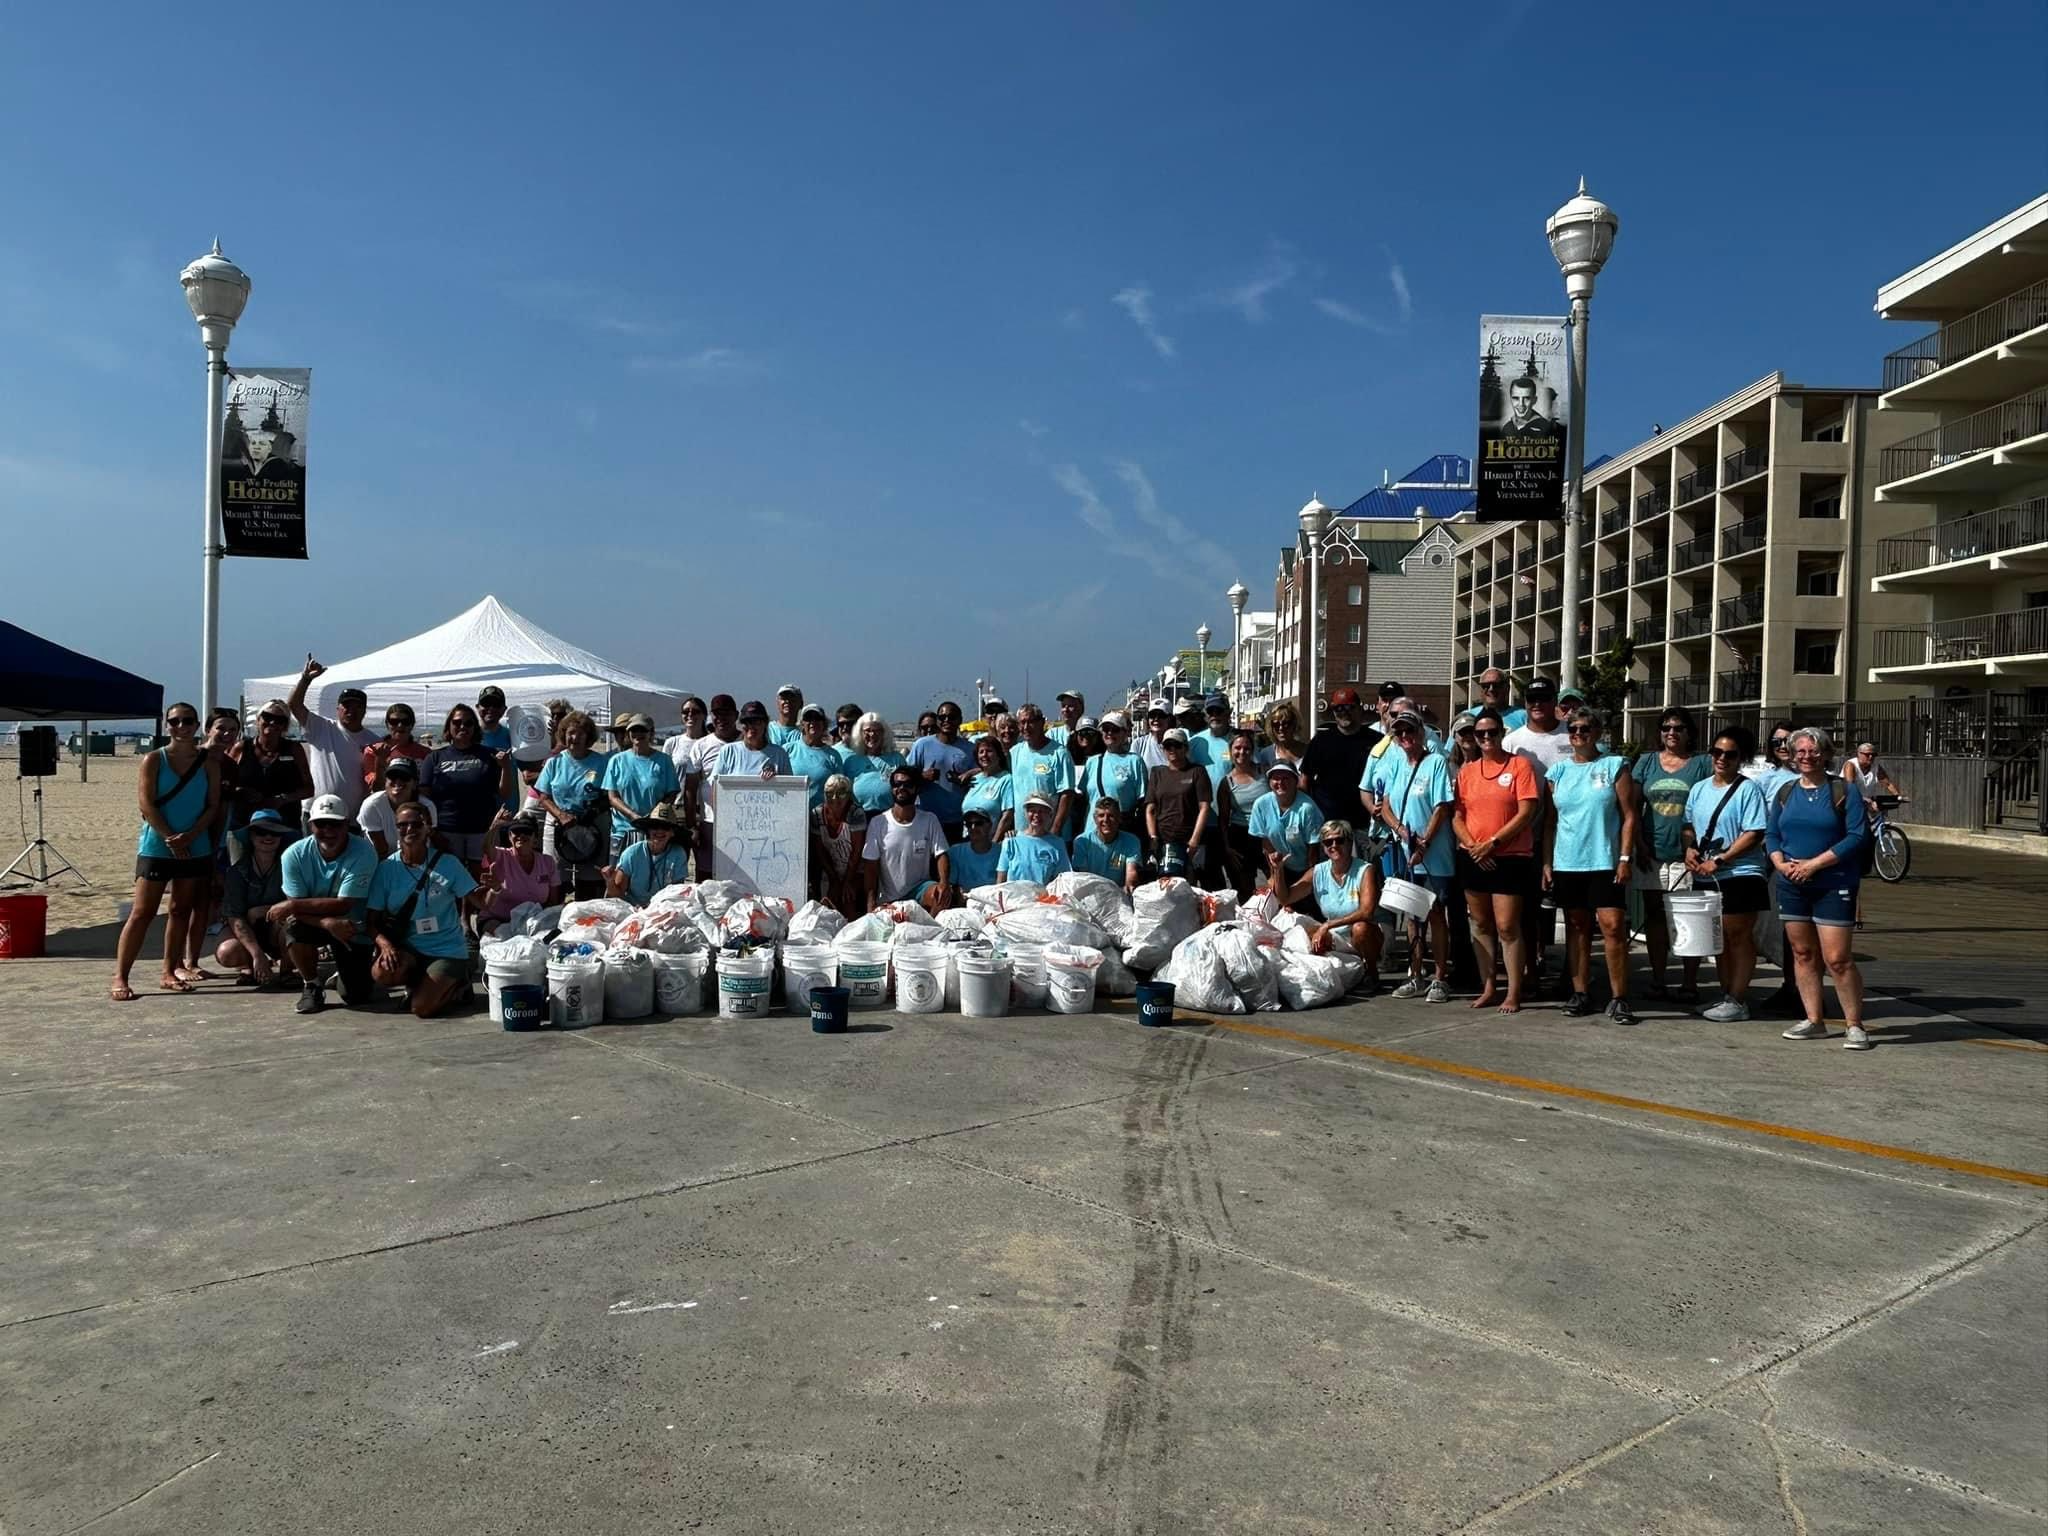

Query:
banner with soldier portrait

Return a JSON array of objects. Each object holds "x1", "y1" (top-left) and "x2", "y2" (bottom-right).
[
  {"x1": 1476, "y1": 317, "x2": 1568, "y2": 522},
  {"x1": 220, "y1": 367, "x2": 310, "y2": 559}
]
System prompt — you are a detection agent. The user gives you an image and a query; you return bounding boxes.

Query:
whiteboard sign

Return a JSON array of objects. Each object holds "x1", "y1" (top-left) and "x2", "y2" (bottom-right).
[{"x1": 710, "y1": 775, "x2": 809, "y2": 906}]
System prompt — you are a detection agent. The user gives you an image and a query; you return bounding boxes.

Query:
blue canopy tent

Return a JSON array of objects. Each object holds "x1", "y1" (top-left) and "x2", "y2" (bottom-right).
[{"x1": 0, "y1": 620, "x2": 164, "y2": 723}]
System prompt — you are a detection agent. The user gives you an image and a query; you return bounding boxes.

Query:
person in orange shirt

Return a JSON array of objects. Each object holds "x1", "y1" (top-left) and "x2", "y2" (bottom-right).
[
  {"x1": 361, "y1": 702, "x2": 430, "y2": 790},
  {"x1": 1452, "y1": 709, "x2": 1542, "y2": 1013}
]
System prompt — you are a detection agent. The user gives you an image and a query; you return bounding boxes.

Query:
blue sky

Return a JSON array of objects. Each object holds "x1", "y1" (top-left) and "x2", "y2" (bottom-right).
[{"x1": 5, "y1": 2, "x2": 2045, "y2": 722}]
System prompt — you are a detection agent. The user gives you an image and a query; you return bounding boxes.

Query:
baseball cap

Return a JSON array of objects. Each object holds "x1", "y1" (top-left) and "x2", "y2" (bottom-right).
[
  {"x1": 1162, "y1": 727, "x2": 1190, "y2": 745},
  {"x1": 244, "y1": 808, "x2": 291, "y2": 835},
  {"x1": 1075, "y1": 716, "x2": 1098, "y2": 732},
  {"x1": 738, "y1": 699, "x2": 770, "y2": 722},
  {"x1": 307, "y1": 794, "x2": 349, "y2": 824},
  {"x1": 775, "y1": 683, "x2": 802, "y2": 698},
  {"x1": 1056, "y1": 688, "x2": 1084, "y2": 704},
  {"x1": 478, "y1": 685, "x2": 507, "y2": 706},
  {"x1": 1265, "y1": 759, "x2": 1300, "y2": 780},
  {"x1": 1100, "y1": 710, "x2": 1131, "y2": 730},
  {"x1": 382, "y1": 756, "x2": 419, "y2": 781},
  {"x1": 1022, "y1": 790, "x2": 1054, "y2": 810},
  {"x1": 798, "y1": 703, "x2": 829, "y2": 723},
  {"x1": 1524, "y1": 676, "x2": 1558, "y2": 700},
  {"x1": 1377, "y1": 680, "x2": 1405, "y2": 700},
  {"x1": 1329, "y1": 687, "x2": 1361, "y2": 708},
  {"x1": 1557, "y1": 683, "x2": 1586, "y2": 704},
  {"x1": 1205, "y1": 693, "x2": 1229, "y2": 712},
  {"x1": 1145, "y1": 702, "x2": 1170, "y2": 717},
  {"x1": 618, "y1": 712, "x2": 653, "y2": 733},
  {"x1": 336, "y1": 686, "x2": 367, "y2": 704},
  {"x1": 709, "y1": 693, "x2": 738, "y2": 714},
  {"x1": 1390, "y1": 707, "x2": 1423, "y2": 728}
]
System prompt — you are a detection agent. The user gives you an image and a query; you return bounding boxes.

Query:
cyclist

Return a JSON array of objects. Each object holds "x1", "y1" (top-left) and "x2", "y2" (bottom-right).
[{"x1": 1843, "y1": 741, "x2": 1908, "y2": 927}]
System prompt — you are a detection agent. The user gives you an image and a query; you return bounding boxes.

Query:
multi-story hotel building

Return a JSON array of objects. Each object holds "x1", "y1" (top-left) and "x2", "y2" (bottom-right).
[
  {"x1": 1452, "y1": 373, "x2": 1934, "y2": 745},
  {"x1": 1866, "y1": 193, "x2": 2048, "y2": 710}
]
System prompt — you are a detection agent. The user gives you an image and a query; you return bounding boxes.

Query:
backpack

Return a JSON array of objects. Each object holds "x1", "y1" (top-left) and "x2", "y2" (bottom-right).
[{"x1": 1772, "y1": 777, "x2": 1848, "y2": 817}]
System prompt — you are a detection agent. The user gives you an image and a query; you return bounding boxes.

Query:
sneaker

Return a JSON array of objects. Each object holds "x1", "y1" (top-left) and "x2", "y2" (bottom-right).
[
  {"x1": 1781, "y1": 1019, "x2": 1828, "y2": 1041},
  {"x1": 1391, "y1": 977, "x2": 1424, "y2": 1000},
  {"x1": 1563, "y1": 991, "x2": 1593, "y2": 1018},
  {"x1": 1843, "y1": 1025, "x2": 1872, "y2": 1051},
  {"x1": 1355, "y1": 973, "x2": 1382, "y2": 998},
  {"x1": 294, "y1": 983, "x2": 325, "y2": 1015},
  {"x1": 1606, "y1": 998, "x2": 1639, "y2": 1026},
  {"x1": 1426, "y1": 979, "x2": 1452, "y2": 1004},
  {"x1": 1702, "y1": 999, "x2": 1750, "y2": 1023}
]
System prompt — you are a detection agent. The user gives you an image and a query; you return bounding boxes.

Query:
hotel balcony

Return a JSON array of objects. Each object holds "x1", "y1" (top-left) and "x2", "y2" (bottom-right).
[
  {"x1": 1633, "y1": 549, "x2": 1668, "y2": 586},
  {"x1": 1720, "y1": 515, "x2": 1767, "y2": 560},
  {"x1": 1870, "y1": 604, "x2": 2048, "y2": 684},
  {"x1": 1880, "y1": 276, "x2": 2048, "y2": 406},
  {"x1": 1671, "y1": 675, "x2": 1710, "y2": 708},
  {"x1": 1721, "y1": 444, "x2": 1768, "y2": 487},
  {"x1": 1877, "y1": 386, "x2": 2048, "y2": 498},
  {"x1": 1598, "y1": 505, "x2": 1630, "y2": 538},
  {"x1": 1633, "y1": 614, "x2": 1667, "y2": 645},
  {"x1": 1718, "y1": 588, "x2": 1765, "y2": 632},
  {"x1": 1636, "y1": 487, "x2": 1670, "y2": 521},
  {"x1": 1673, "y1": 531, "x2": 1715, "y2": 572},
  {"x1": 1540, "y1": 530, "x2": 1565, "y2": 560},
  {"x1": 1674, "y1": 463, "x2": 1716, "y2": 506},
  {"x1": 1671, "y1": 600, "x2": 1713, "y2": 641},
  {"x1": 1717, "y1": 668, "x2": 1762, "y2": 703},
  {"x1": 1872, "y1": 496, "x2": 2048, "y2": 590}
]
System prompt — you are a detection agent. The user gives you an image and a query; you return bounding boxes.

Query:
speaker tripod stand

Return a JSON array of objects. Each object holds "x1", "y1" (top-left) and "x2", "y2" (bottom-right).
[{"x1": 2, "y1": 778, "x2": 91, "y2": 890}]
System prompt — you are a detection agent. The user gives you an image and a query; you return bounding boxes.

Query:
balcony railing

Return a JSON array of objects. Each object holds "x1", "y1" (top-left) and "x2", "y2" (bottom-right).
[
  {"x1": 1596, "y1": 623, "x2": 1617, "y2": 651},
  {"x1": 1538, "y1": 584, "x2": 1561, "y2": 611},
  {"x1": 1597, "y1": 562, "x2": 1627, "y2": 593},
  {"x1": 1541, "y1": 532, "x2": 1565, "y2": 560},
  {"x1": 1491, "y1": 603, "x2": 1510, "y2": 628},
  {"x1": 1873, "y1": 605, "x2": 2048, "y2": 670},
  {"x1": 1493, "y1": 557, "x2": 1514, "y2": 581},
  {"x1": 1491, "y1": 650, "x2": 1510, "y2": 670},
  {"x1": 1879, "y1": 385, "x2": 2048, "y2": 485},
  {"x1": 1634, "y1": 550, "x2": 1668, "y2": 585},
  {"x1": 1875, "y1": 496, "x2": 2048, "y2": 576},
  {"x1": 1636, "y1": 488, "x2": 1670, "y2": 520},
  {"x1": 1673, "y1": 531, "x2": 1714, "y2": 571},
  {"x1": 1672, "y1": 676, "x2": 1709, "y2": 707},
  {"x1": 1456, "y1": 570, "x2": 1473, "y2": 593},
  {"x1": 1718, "y1": 588, "x2": 1765, "y2": 630},
  {"x1": 1722, "y1": 445, "x2": 1768, "y2": 485},
  {"x1": 1674, "y1": 464, "x2": 1716, "y2": 505},
  {"x1": 1718, "y1": 668, "x2": 1762, "y2": 702},
  {"x1": 1633, "y1": 615, "x2": 1666, "y2": 645},
  {"x1": 1671, "y1": 601, "x2": 1713, "y2": 640},
  {"x1": 1598, "y1": 505, "x2": 1630, "y2": 537},
  {"x1": 1514, "y1": 644, "x2": 1533, "y2": 668},
  {"x1": 1720, "y1": 515, "x2": 1767, "y2": 558},
  {"x1": 1516, "y1": 546, "x2": 1535, "y2": 570},
  {"x1": 1537, "y1": 639, "x2": 1560, "y2": 664},
  {"x1": 1880, "y1": 276, "x2": 2048, "y2": 392}
]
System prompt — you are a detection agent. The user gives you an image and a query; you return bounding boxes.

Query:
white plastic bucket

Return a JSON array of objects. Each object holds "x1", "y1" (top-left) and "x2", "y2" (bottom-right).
[
  {"x1": 1046, "y1": 957, "x2": 1099, "y2": 1015},
  {"x1": 838, "y1": 941, "x2": 892, "y2": 1011},
  {"x1": 1668, "y1": 888, "x2": 1724, "y2": 958},
  {"x1": 1006, "y1": 943, "x2": 1049, "y2": 1009},
  {"x1": 547, "y1": 956, "x2": 605, "y2": 1029},
  {"x1": 485, "y1": 951, "x2": 546, "y2": 1024},
  {"x1": 651, "y1": 950, "x2": 710, "y2": 1016},
  {"x1": 1379, "y1": 877, "x2": 1437, "y2": 922},
  {"x1": 717, "y1": 950, "x2": 775, "y2": 1019},
  {"x1": 781, "y1": 942, "x2": 840, "y2": 1015},
  {"x1": 603, "y1": 950, "x2": 655, "y2": 1020},
  {"x1": 957, "y1": 951, "x2": 1011, "y2": 1018},
  {"x1": 893, "y1": 943, "x2": 948, "y2": 1014}
]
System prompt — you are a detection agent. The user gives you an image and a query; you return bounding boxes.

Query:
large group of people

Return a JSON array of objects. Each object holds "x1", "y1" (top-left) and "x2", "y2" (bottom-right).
[{"x1": 112, "y1": 662, "x2": 1888, "y2": 1048}]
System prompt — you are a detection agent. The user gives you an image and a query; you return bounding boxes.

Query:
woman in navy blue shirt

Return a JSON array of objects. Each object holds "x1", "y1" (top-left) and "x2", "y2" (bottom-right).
[{"x1": 1766, "y1": 727, "x2": 1870, "y2": 1050}]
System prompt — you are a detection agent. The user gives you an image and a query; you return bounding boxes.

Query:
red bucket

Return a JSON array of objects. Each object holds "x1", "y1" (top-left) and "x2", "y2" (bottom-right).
[{"x1": 0, "y1": 893, "x2": 48, "y2": 959}]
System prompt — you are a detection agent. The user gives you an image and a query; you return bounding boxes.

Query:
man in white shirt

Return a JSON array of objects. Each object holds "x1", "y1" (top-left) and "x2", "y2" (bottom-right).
[
  {"x1": 862, "y1": 764, "x2": 951, "y2": 914},
  {"x1": 686, "y1": 693, "x2": 743, "y2": 878},
  {"x1": 287, "y1": 657, "x2": 381, "y2": 824},
  {"x1": 1502, "y1": 678, "x2": 1570, "y2": 770},
  {"x1": 661, "y1": 694, "x2": 711, "y2": 790}
]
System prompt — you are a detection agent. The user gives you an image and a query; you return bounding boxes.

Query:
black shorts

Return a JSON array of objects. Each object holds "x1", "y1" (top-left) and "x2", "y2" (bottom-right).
[
  {"x1": 1551, "y1": 869, "x2": 1626, "y2": 911},
  {"x1": 1459, "y1": 851, "x2": 1533, "y2": 896},
  {"x1": 135, "y1": 854, "x2": 211, "y2": 883},
  {"x1": 285, "y1": 924, "x2": 375, "y2": 1004},
  {"x1": 1695, "y1": 874, "x2": 1769, "y2": 915}
]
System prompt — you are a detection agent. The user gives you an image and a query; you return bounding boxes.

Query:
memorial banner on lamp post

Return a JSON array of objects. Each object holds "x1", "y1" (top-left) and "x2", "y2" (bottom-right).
[
  {"x1": 1476, "y1": 317, "x2": 1568, "y2": 522},
  {"x1": 220, "y1": 367, "x2": 310, "y2": 559}
]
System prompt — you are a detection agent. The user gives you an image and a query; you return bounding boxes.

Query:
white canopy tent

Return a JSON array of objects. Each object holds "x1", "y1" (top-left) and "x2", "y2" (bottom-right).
[{"x1": 242, "y1": 595, "x2": 681, "y2": 730}]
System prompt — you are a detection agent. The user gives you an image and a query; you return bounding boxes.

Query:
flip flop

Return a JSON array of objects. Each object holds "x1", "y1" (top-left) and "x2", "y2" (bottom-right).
[
  {"x1": 158, "y1": 976, "x2": 194, "y2": 994},
  {"x1": 109, "y1": 983, "x2": 138, "y2": 1003}
]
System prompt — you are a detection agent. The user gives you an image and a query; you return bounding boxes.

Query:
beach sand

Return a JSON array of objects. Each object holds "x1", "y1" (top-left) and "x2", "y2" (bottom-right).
[{"x1": 1, "y1": 748, "x2": 186, "y2": 947}]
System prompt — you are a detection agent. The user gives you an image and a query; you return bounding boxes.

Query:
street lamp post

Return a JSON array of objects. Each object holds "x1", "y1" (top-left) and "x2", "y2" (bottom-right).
[
  {"x1": 1297, "y1": 498, "x2": 1329, "y2": 723},
  {"x1": 1195, "y1": 624, "x2": 1212, "y2": 711},
  {"x1": 180, "y1": 241, "x2": 251, "y2": 714},
  {"x1": 1225, "y1": 582, "x2": 1248, "y2": 717},
  {"x1": 1546, "y1": 178, "x2": 1618, "y2": 691}
]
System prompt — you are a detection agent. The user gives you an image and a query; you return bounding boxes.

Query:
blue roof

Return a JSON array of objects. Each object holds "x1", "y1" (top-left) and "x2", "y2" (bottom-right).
[{"x1": 1339, "y1": 452, "x2": 1475, "y2": 521}]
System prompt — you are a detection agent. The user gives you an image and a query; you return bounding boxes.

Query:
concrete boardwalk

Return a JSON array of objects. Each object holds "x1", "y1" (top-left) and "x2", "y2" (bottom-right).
[{"x1": 2, "y1": 870, "x2": 2045, "y2": 1532}]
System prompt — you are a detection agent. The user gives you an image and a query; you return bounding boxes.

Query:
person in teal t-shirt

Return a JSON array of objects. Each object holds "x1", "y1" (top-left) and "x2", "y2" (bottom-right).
[
  {"x1": 997, "y1": 794, "x2": 1073, "y2": 884},
  {"x1": 601, "y1": 718, "x2": 681, "y2": 849},
  {"x1": 1071, "y1": 798, "x2": 1143, "y2": 891},
  {"x1": 608, "y1": 802, "x2": 692, "y2": 903},
  {"x1": 959, "y1": 736, "x2": 1015, "y2": 839},
  {"x1": 1248, "y1": 762, "x2": 1324, "y2": 880},
  {"x1": 785, "y1": 708, "x2": 843, "y2": 810},
  {"x1": 365, "y1": 812, "x2": 481, "y2": 1019},
  {"x1": 1009, "y1": 707, "x2": 1077, "y2": 838},
  {"x1": 945, "y1": 808, "x2": 1002, "y2": 894}
]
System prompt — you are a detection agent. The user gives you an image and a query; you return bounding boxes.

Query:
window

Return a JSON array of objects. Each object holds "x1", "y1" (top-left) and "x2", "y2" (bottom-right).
[
  {"x1": 1801, "y1": 481, "x2": 1844, "y2": 519},
  {"x1": 1344, "y1": 662, "x2": 1361, "y2": 683},
  {"x1": 1346, "y1": 623, "x2": 1362, "y2": 644},
  {"x1": 1796, "y1": 553, "x2": 1840, "y2": 596},
  {"x1": 1346, "y1": 583, "x2": 1363, "y2": 605},
  {"x1": 1793, "y1": 629, "x2": 1839, "y2": 675},
  {"x1": 1807, "y1": 420, "x2": 1845, "y2": 443}
]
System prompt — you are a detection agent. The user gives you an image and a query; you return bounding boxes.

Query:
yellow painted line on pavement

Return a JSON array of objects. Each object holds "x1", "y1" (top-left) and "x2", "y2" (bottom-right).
[
  {"x1": 1963, "y1": 1037, "x2": 2048, "y2": 1054},
  {"x1": 1169, "y1": 1012, "x2": 2048, "y2": 1191}
]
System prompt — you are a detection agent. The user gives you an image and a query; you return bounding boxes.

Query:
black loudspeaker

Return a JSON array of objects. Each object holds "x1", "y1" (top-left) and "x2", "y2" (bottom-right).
[{"x1": 18, "y1": 726, "x2": 58, "y2": 778}]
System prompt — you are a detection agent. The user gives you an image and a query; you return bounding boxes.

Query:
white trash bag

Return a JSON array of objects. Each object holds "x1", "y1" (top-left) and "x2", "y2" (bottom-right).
[
  {"x1": 992, "y1": 902, "x2": 1110, "y2": 951},
  {"x1": 786, "y1": 899, "x2": 848, "y2": 945},
  {"x1": 720, "y1": 895, "x2": 795, "y2": 945},
  {"x1": 967, "y1": 881, "x2": 1043, "y2": 916},
  {"x1": 1048, "y1": 872, "x2": 1134, "y2": 943},
  {"x1": 1209, "y1": 922, "x2": 1282, "y2": 1013},
  {"x1": 1154, "y1": 928, "x2": 1243, "y2": 1014},
  {"x1": 1276, "y1": 947, "x2": 1361, "y2": 1010},
  {"x1": 1096, "y1": 946, "x2": 1139, "y2": 998},
  {"x1": 1123, "y1": 878, "x2": 1203, "y2": 972},
  {"x1": 610, "y1": 906, "x2": 706, "y2": 954}
]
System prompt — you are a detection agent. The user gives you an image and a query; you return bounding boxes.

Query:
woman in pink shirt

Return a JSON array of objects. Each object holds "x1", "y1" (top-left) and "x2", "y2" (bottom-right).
[{"x1": 480, "y1": 811, "x2": 560, "y2": 929}]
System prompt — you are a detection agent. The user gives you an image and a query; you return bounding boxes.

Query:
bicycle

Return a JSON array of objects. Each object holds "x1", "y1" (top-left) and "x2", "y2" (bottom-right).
[{"x1": 1868, "y1": 793, "x2": 1911, "y2": 883}]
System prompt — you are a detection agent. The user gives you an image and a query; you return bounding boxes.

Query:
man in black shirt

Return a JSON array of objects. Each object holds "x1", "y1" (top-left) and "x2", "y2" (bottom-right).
[{"x1": 1300, "y1": 686, "x2": 1382, "y2": 824}]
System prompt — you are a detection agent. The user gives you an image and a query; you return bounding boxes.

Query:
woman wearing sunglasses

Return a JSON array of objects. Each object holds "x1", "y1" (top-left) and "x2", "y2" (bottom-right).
[
  {"x1": 361, "y1": 703, "x2": 429, "y2": 790},
  {"x1": 112, "y1": 702, "x2": 223, "y2": 1001},
  {"x1": 366, "y1": 808, "x2": 489, "y2": 1018},
  {"x1": 1277, "y1": 819, "x2": 1384, "y2": 984},
  {"x1": 1631, "y1": 707, "x2": 1711, "y2": 1003},
  {"x1": 1682, "y1": 727, "x2": 1772, "y2": 1022},
  {"x1": 1452, "y1": 709, "x2": 1540, "y2": 1013},
  {"x1": 421, "y1": 703, "x2": 516, "y2": 865},
  {"x1": 481, "y1": 812, "x2": 561, "y2": 928},
  {"x1": 226, "y1": 700, "x2": 313, "y2": 857},
  {"x1": 1542, "y1": 706, "x2": 1641, "y2": 1025}
]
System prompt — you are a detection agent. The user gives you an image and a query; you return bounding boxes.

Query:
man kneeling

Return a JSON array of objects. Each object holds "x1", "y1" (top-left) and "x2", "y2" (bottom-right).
[{"x1": 366, "y1": 805, "x2": 491, "y2": 1018}]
